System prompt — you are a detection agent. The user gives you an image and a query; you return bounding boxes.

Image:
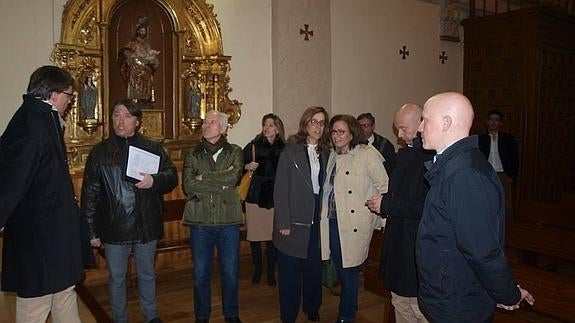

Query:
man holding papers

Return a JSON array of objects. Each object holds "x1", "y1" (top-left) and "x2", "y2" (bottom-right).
[{"x1": 81, "y1": 99, "x2": 177, "y2": 323}]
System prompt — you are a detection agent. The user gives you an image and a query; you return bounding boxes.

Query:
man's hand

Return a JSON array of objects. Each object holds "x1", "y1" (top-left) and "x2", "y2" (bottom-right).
[
  {"x1": 135, "y1": 173, "x2": 154, "y2": 189},
  {"x1": 367, "y1": 195, "x2": 383, "y2": 214},
  {"x1": 497, "y1": 285, "x2": 534, "y2": 310},
  {"x1": 90, "y1": 238, "x2": 102, "y2": 248}
]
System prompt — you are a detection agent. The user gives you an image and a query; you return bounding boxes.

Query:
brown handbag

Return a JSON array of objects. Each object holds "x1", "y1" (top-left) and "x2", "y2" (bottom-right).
[{"x1": 237, "y1": 143, "x2": 255, "y2": 201}]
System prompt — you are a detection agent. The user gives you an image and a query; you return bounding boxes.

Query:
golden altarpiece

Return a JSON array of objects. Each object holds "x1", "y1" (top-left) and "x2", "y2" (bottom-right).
[{"x1": 52, "y1": 0, "x2": 242, "y2": 281}]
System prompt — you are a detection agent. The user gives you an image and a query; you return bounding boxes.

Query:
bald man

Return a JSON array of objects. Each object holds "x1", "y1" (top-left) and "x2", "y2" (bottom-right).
[
  {"x1": 367, "y1": 103, "x2": 433, "y2": 323},
  {"x1": 415, "y1": 92, "x2": 533, "y2": 321}
]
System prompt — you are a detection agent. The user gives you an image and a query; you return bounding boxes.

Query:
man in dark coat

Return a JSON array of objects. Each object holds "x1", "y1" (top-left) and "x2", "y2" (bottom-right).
[
  {"x1": 478, "y1": 109, "x2": 519, "y2": 220},
  {"x1": 368, "y1": 103, "x2": 433, "y2": 322},
  {"x1": 0, "y1": 65, "x2": 85, "y2": 322},
  {"x1": 478, "y1": 110, "x2": 519, "y2": 181},
  {"x1": 357, "y1": 112, "x2": 396, "y2": 174},
  {"x1": 415, "y1": 92, "x2": 534, "y2": 322}
]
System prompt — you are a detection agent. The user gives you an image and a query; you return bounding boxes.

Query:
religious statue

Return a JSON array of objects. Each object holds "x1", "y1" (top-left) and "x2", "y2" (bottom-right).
[
  {"x1": 187, "y1": 79, "x2": 201, "y2": 119},
  {"x1": 439, "y1": 0, "x2": 463, "y2": 41},
  {"x1": 81, "y1": 76, "x2": 98, "y2": 119},
  {"x1": 119, "y1": 16, "x2": 160, "y2": 106}
]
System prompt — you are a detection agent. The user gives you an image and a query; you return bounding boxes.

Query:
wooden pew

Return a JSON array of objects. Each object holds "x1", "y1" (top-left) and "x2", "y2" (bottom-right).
[{"x1": 493, "y1": 221, "x2": 575, "y2": 322}]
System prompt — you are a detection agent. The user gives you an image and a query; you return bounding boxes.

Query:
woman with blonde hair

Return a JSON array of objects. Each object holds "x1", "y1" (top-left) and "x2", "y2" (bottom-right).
[{"x1": 243, "y1": 113, "x2": 285, "y2": 286}]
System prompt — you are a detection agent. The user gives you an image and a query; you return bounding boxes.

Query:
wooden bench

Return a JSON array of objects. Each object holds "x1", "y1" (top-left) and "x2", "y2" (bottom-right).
[
  {"x1": 94, "y1": 199, "x2": 189, "y2": 285},
  {"x1": 365, "y1": 221, "x2": 575, "y2": 323},
  {"x1": 493, "y1": 221, "x2": 575, "y2": 322},
  {"x1": 96, "y1": 198, "x2": 249, "y2": 277}
]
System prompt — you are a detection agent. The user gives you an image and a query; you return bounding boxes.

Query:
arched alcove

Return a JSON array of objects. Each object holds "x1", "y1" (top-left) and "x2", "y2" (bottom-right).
[{"x1": 52, "y1": 0, "x2": 242, "y2": 171}]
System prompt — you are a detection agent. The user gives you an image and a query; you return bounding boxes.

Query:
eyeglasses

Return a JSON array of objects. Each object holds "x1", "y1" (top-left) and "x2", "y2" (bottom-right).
[
  {"x1": 330, "y1": 129, "x2": 347, "y2": 136},
  {"x1": 309, "y1": 119, "x2": 326, "y2": 128},
  {"x1": 359, "y1": 123, "x2": 372, "y2": 129},
  {"x1": 61, "y1": 91, "x2": 75, "y2": 103}
]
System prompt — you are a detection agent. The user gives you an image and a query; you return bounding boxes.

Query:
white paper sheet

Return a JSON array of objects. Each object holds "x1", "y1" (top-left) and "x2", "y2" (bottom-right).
[{"x1": 126, "y1": 146, "x2": 160, "y2": 181}]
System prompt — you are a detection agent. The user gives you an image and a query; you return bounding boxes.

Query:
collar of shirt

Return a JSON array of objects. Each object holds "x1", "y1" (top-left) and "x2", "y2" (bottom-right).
[
  {"x1": 368, "y1": 134, "x2": 375, "y2": 145},
  {"x1": 43, "y1": 99, "x2": 66, "y2": 129}
]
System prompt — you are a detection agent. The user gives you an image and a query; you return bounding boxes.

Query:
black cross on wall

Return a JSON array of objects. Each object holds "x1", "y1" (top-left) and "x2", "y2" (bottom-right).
[
  {"x1": 439, "y1": 51, "x2": 448, "y2": 64},
  {"x1": 300, "y1": 24, "x2": 314, "y2": 41},
  {"x1": 399, "y1": 46, "x2": 409, "y2": 59}
]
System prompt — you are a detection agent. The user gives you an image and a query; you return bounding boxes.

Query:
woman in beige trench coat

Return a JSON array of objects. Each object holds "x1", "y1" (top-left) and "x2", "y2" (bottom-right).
[{"x1": 320, "y1": 114, "x2": 389, "y2": 323}]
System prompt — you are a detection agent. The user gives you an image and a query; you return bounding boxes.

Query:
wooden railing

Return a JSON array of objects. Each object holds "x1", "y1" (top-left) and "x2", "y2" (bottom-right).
[{"x1": 469, "y1": 0, "x2": 575, "y2": 17}]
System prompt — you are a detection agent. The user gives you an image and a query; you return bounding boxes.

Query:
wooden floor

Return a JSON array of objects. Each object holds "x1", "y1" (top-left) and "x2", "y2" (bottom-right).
[{"x1": 1, "y1": 255, "x2": 388, "y2": 323}]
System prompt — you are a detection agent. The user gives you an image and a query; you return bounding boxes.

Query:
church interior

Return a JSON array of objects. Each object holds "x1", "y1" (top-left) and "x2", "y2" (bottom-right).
[{"x1": 0, "y1": 0, "x2": 574, "y2": 322}]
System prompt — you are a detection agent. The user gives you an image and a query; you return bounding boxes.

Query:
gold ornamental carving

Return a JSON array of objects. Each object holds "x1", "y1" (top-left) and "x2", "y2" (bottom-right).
[{"x1": 51, "y1": 0, "x2": 242, "y2": 172}]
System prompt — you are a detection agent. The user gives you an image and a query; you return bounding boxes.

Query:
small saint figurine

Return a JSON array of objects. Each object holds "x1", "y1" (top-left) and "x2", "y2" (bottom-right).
[
  {"x1": 81, "y1": 76, "x2": 97, "y2": 119},
  {"x1": 119, "y1": 16, "x2": 160, "y2": 106},
  {"x1": 187, "y1": 79, "x2": 201, "y2": 119}
]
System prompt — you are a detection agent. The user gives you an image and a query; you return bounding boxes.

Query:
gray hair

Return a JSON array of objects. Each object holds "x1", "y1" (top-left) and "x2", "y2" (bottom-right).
[{"x1": 205, "y1": 110, "x2": 229, "y2": 130}]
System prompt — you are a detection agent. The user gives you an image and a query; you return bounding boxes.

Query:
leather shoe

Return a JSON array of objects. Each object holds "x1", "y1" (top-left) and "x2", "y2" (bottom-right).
[
  {"x1": 307, "y1": 313, "x2": 320, "y2": 321},
  {"x1": 148, "y1": 319, "x2": 163, "y2": 323},
  {"x1": 225, "y1": 317, "x2": 242, "y2": 323},
  {"x1": 267, "y1": 275, "x2": 277, "y2": 287},
  {"x1": 335, "y1": 320, "x2": 353, "y2": 323}
]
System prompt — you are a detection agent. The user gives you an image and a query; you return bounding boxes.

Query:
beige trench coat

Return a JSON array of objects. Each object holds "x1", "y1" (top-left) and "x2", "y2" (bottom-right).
[{"x1": 320, "y1": 144, "x2": 389, "y2": 268}]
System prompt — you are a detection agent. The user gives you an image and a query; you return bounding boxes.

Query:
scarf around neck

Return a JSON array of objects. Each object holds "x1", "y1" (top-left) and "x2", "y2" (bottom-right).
[{"x1": 201, "y1": 136, "x2": 227, "y2": 156}]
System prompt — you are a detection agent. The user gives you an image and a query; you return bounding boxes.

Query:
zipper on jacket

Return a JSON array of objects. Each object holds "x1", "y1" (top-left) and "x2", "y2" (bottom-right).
[{"x1": 210, "y1": 194, "x2": 215, "y2": 224}]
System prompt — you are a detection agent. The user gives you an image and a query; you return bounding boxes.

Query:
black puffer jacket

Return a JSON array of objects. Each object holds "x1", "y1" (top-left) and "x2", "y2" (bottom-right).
[{"x1": 81, "y1": 133, "x2": 177, "y2": 243}]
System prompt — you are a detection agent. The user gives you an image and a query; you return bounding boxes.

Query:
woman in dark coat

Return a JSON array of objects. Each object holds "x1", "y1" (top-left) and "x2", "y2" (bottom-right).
[
  {"x1": 243, "y1": 113, "x2": 285, "y2": 286},
  {"x1": 273, "y1": 106, "x2": 330, "y2": 323}
]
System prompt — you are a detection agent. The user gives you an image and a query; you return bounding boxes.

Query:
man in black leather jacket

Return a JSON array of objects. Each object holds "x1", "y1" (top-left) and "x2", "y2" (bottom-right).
[{"x1": 81, "y1": 99, "x2": 177, "y2": 323}]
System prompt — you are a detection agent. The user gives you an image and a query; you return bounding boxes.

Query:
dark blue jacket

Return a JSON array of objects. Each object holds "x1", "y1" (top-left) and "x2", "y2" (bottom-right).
[{"x1": 416, "y1": 135, "x2": 520, "y2": 322}]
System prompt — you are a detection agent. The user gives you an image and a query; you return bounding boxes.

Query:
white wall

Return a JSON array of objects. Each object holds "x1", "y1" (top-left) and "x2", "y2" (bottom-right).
[
  {"x1": 0, "y1": 0, "x2": 464, "y2": 151},
  {"x1": 210, "y1": 0, "x2": 273, "y2": 148},
  {"x1": 331, "y1": 0, "x2": 463, "y2": 146},
  {"x1": 272, "y1": 0, "x2": 332, "y2": 137},
  {"x1": 0, "y1": 0, "x2": 61, "y2": 132}
]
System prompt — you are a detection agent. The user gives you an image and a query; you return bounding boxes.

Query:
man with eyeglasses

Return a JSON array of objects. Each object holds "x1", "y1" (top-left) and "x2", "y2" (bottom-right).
[
  {"x1": 357, "y1": 112, "x2": 396, "y2": 174},
  {"x1": 0, "y1": 65, "x2": 92, "y2": 322}
]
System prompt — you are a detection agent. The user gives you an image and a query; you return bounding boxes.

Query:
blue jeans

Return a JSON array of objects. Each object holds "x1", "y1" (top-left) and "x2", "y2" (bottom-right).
[
  {"x1": 189, "y1": 224, "x2": 240, "y2": 320},
  {"x1": 329, "y1": 218, "x2": 360, "y2": 321},
  {"x1": 104, "y1": 240, "x2": 158, "y2": 323}
]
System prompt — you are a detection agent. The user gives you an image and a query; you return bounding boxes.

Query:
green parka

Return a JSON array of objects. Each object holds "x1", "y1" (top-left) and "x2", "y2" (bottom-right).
[{"x1": 182, "y1": 140, "x2": 244, "y2": 225}]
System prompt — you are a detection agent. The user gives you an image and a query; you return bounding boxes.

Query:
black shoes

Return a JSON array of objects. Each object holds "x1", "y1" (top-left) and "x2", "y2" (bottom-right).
[
  {"x1": 148, "y1": 319, "x2": 163, "y2": 323},
  {"x1": 307, "y1": 313, "x2": 320, "y2": 321},
  {"x1": 225, "y1": 317, "x2": 242, "y2": 323},
  {"x1": 267, "y1": 274, "x2": 277, "y2": 286},
  {"x1": 251, "y1": 269, "x2": 262, "y2": 284}
]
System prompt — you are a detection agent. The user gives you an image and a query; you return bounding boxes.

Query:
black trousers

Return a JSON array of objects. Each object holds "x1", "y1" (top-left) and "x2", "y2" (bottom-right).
[{"x1": 277, "y1": 195, "x2": 322, "y2": 322}]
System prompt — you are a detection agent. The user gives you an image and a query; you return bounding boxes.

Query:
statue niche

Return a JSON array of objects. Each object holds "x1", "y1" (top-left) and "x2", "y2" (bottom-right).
[
  {"x1": 51, "y1": 0, "x2": 242, "y2": 172},
  {"x1": 118, "y1": 16, "x2": 160, "y2": 108},
  {"x1": 108, "y1": 1, "x2": 173, "y2": 139}
]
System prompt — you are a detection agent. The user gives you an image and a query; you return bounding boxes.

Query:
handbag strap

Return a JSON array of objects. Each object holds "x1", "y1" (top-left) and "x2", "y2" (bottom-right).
[{"x1": 251, "y1": 142, "x2": 256, "y2": 162}]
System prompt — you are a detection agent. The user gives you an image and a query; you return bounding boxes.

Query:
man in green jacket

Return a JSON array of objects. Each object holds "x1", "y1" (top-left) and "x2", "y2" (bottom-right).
[{"x1": 182, "y1": 110, "x2": 244, "y2": 323}]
